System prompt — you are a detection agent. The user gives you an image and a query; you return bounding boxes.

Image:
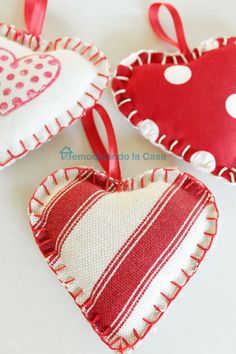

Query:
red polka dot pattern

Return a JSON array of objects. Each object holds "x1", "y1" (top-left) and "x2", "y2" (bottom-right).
[
  {"x1": 16, "y1": 82, "x2": 24, "y2": 89},
  {"x1": 7, "y1": 74, "x2": 15, "y2": 80},
  {"x1": 20, "y1": 69, "x2": 28, "y2": 76},
  {"x1": 1, "y1": 55, "x2": 8, "y2": 61},
  {"x1": 44, "y1": 71, "x2": 52, "y2": 78},
  {"x1": 31, "y1": 76, "x2": 39, "y2": 83},
  {"x1": 35, "y1": 63, "x2": 43, "y2": 69},
  {"x1": 0, "y1": 102, "x2": 8, "y2": 110},
  {"x1": 0, "y1": 48, "x2": 61, "y2": 116},
  {"x1": 3, "y1": 88, "x2": 11, "y2": 96}
]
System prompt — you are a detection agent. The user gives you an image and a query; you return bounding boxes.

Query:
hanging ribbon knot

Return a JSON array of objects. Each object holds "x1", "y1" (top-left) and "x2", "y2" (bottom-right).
[
  {"x1": 149, "y1": 2, "x2": 191, "y2": 55},
  {"x1": 24, "y1": 0, "x2": 48, "y2": 36}
]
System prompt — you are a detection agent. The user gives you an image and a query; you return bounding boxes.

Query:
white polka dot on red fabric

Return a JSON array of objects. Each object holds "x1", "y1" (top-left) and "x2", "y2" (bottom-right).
[
  {"x1": 225, "y1": 94, "x2": 236, "y2": 119},
  {"x1": 190, "y1": 151, "x2": 216, "y2": 173},
  {"x1": 164, "y1": 65, "x2": 192, "y2": 85},
  {"x1": 138, "y1": 119, "x2": 159, "y2": 143}
]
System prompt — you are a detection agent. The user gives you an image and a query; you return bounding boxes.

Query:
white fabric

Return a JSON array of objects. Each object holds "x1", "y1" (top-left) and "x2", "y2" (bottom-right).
[
  {"x1": 118, "y1": 201, "x2": 217, "y2": 342},
  {"x1": 0, "y1": 25, "x2": 109, "y2": 168},
  {"x1": 56, "y1": 179, "x2": 171, "y2": 304}
]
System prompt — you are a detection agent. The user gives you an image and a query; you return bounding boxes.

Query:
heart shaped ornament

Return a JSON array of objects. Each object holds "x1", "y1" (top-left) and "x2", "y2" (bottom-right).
[
  {"x1": 29, "y1": 105, "x2": 219, "y2": 353},
  {"x1": 112, "y1": 3, "x2": 236, "y2": 184},
  {"x1": 0, "y1": 1, "x2": 109, "y2": 169}
]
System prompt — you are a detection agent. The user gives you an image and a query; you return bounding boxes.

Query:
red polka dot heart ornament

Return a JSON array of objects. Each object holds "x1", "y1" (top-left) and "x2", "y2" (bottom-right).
[
  {"x1": 112, "y1": 3, "x2": 236, "y2": 184},
  {"x1": 0, "y1": 0, "x2": 109, "y2": 169},
  {"x1": 29, "y1": 104, "x2": 219, "y2": 353}
]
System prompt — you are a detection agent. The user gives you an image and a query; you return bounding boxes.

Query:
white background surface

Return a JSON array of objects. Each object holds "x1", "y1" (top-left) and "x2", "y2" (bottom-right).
[{"x1": 0, "y1": 1, "x2": 236, "y2": 354}]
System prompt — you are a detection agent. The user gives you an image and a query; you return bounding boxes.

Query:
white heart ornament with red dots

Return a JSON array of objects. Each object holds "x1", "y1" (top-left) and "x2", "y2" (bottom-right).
[{"x1": 0, "y1": 23, "x2": 109, "y2": 169}]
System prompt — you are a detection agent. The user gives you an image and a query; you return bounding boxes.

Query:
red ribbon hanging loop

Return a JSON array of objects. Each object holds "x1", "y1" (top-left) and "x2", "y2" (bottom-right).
[
  {"x1": 149, "y1": 2, "x2": 191, "y2": 55},
  {"x1": 82, "y1": 104, "x2": 122, "y2": 181},
  {"x1": 24, "y1": 0, "x2": 48, "y2": 36}
]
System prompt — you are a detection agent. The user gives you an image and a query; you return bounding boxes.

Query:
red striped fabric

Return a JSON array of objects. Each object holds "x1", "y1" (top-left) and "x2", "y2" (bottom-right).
[
  {"x1": 86, "y1": 174, "x2": 185, "y2": 307},
  {"x1": 85, "y1": 178, "x2": 207, "y2": 335},
  {"x1": 36, "y1": 170, "x2": 91, "y2": 229},
  {"x1": 38, "y1": 175, "x2": 106, "y2": 258},
  {"x1": 30, "y1": 167, "x2": 218, "y2": 352},
  {"x1": 109, "y1": 190, "x2": 209, "y2": 339},
  {"x1": 52, "y1": 189, "x2": 108, "y2": 264}
]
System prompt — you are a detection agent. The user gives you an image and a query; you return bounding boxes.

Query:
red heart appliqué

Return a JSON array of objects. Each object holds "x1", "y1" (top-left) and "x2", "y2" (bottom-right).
[
  {"x1": 0, "y1": 48, "x2": 60, "y2": 116},
  {"x1": 112, "y1": 4, "x2": 236, "y2": 184},
  {"x1": 29, "y1": 167, "x2": 218, "y2": 352}
]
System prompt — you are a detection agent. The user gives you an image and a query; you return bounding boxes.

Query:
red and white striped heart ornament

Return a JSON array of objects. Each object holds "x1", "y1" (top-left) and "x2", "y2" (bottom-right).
[
  {"x1": 29, "y1": 105, "x2": 219, "y2": 353},
  {"x1": 0, "y1": 0, "x2": 109, "y2": 169},
  {"x1": 112, "y1": 2, "x2": 236, "y2": 184}
]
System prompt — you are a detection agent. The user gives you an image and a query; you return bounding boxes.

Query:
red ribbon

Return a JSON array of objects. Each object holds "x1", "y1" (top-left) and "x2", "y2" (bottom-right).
[
  {"x1": 82, "y1": 104, "x2": 122, "y2": 181},
  {"x1": 149, "y1": 3, "x2": 190, "y2": 55},
  {"x1": 24, "y1": 0, "x2": 48, "y2": 36}
]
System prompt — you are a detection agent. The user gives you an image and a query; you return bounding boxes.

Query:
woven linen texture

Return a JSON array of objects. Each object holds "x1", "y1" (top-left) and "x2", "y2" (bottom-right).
[{"x1": 30, "y1": 167, "x2": 218, "y2": 352}]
